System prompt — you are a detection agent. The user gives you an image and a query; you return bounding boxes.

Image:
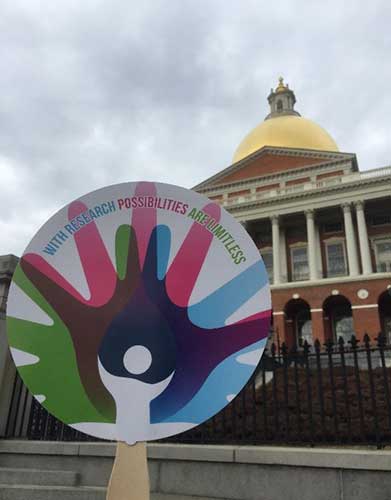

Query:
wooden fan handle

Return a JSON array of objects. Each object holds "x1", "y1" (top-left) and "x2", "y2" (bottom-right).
[{"x1": 106, "y1": 441, "x2": 150, "y2": 500}]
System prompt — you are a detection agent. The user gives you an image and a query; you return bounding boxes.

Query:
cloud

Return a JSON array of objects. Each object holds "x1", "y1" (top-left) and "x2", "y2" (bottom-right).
[{"x1": 1, "y1": 0, "x2": 390, "y2": 255}]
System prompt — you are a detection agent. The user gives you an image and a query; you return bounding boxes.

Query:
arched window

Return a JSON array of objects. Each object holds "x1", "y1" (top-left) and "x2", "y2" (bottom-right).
[
  {"x1": 296, "y1": 309, "x2": 312, "y2": 347},
  {"x1": 277, "y1": 100, "x2": 283, "y2": 112},
  {"x1": 379, "y1": 291, "x2": 391, "y2": 342},
  {"x1": 323, "y1": 295, "x2": 353, "y2": 343},
  {"x1": 284, "y1": 299, "x2": 312, "y2": 349},
  {"x1": 332, "y1": 306, "x2": 354, "y2": 343}
]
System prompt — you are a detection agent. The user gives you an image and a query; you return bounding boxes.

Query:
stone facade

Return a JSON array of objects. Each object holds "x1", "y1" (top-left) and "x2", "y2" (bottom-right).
[{"x1": 195, "y1": 146, "x2": 391, "y2": 347}]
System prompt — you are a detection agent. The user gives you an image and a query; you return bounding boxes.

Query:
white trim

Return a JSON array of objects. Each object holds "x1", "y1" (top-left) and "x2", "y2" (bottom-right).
[
  {"x1": 370, "y1": 235, "x2": 391, "y2": 246},
  {"x1": 290, "y1": 240, "x2": 308, "y2": 248},
  {"x1": 310, "y1": 308, "x2": 323, "y2": 312},
  {"x1": 323, "y1": 235, "x2": 346, "y2": 243},
  {"x1": 270, "y1": 271, "x2": 391, "y2": 290},
  {"x1": 273, "y1": 311, "x2": 285, "y2": 316},
  {"x1": 351, "y1": 304, "x2": 378, "y2": 310},
  {"x1": 225, "y1": 179, "x2": 391, "y2": 216}
]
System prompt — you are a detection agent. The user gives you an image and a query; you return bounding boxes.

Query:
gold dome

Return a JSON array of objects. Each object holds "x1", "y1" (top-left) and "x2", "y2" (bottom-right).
[
  {"x1": 233, "y1": 115, "x2": 339, "y2": 163},
  {"x1": 232, "y1": 78, "x2": 339, "y2": 163}
]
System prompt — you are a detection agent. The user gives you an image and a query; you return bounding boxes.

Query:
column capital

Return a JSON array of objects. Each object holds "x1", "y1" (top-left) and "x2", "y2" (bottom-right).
[
  {"x1": 341, "y1": 202, "x2": 352, "y2": 213},
  {"x1": 304, "y1": 208, "x2": 315, "y2": 219},
  {"x1": 353, "y1": 200, "x2": 365, "y2": 210},
  {"x1": 270, "y1": 214, "x2": 279, "y2": 224}
]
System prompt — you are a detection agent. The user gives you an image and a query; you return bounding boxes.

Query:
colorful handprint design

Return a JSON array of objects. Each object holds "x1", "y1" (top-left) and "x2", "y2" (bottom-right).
[{"x1": 7, "y1": 182, "x2": 271, "y2": 442}]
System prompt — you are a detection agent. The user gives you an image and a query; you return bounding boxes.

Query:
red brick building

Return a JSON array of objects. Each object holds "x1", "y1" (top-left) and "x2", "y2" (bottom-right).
[{"x1": 195, "y1": 78, "x2": 391, "y2": 348}]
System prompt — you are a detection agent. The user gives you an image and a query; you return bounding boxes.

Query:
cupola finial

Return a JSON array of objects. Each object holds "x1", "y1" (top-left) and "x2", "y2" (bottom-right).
[{"x1": 265, "y1": 77, "x2": 300, "y2": 120}]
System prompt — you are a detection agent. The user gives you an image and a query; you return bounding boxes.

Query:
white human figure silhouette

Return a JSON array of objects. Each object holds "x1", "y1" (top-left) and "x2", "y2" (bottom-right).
[{"x1": 98, "y1": 345, "x2": 173, "y2": 444}]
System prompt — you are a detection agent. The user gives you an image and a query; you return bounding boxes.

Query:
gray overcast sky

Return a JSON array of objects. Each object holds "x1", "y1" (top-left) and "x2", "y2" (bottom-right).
[{"x1": 1, "y1": 0, "x2": 391, "y2": 256}]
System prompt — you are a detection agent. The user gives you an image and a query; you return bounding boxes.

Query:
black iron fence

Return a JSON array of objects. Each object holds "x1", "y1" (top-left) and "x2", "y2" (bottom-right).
[{"x1": 4, "y1": 334, "x2": 391, "y2": 448}]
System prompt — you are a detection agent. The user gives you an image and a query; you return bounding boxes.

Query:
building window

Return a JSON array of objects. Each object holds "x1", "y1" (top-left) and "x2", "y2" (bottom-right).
[
  {"x1": 323, "y1": 221, "x2": 343, "y2": 233},
  {"x1": 374, "y1": 239, "x2": 391, "y2": 272},
  {"x1": 277, "y1": 100, "x2": 283, "y2": 112},
  {"x1": 371, "y1": 214, "x2": 391, "y2": 226},
  {"x1": 325, "y1": 241, "x2": 347, "y2": 277},
  {"x1": 261, "y1": 249, "x2": 273, "y2": 283},
  {"x1": 291, "y1": 246, "x2": 309, "y2": 281}
]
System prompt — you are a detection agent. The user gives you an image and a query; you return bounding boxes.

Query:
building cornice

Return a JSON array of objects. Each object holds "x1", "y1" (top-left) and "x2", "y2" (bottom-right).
[
  {"x1": 225, "y1": 173, "x2": 391, "y2": 215},
  {"x1": 196, "y1": 157, "x2": 353, "y2": 195},
  {"x1": 271, "y1": 271, "x2": 391, "y2": 292},
  {"x1": 194, "y1": 146, "x2": 357, "y2": 191}
]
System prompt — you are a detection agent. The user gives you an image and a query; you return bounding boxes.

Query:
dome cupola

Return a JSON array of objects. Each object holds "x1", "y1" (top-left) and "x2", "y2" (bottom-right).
[
  {"x1": 265, "y1": 77, "x2": 301, "y2": 119},
  {"x1": 233, "y1": 78, "x2": 339, "y2": 163}
]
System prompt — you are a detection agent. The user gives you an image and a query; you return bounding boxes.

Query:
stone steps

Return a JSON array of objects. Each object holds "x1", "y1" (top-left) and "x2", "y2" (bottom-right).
[
  {"x1": 153, "y1": 495, "x2": 222, "y2": 500},
  {"x1": 0, "y1": 441, "x2": 224, "y2": 500},
  {"x1": 0, "y1": 484, "x2": 106, "y2": 500},
  {"x1": 0, "y1": 466, "x2": 93, "y2": 500},
  {"x1": 0, "y1": 484, "x2": 217, "y2": 500},
  {"x1": 0, "y1": 441, "x2": 115, "y2": 488},
  {"x1": 0, "y1": 467, "x2": 79, "y2": 486}
]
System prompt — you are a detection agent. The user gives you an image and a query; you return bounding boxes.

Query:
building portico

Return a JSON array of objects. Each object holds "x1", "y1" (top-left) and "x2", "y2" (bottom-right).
[{"x1": 237, "y1": 195, "x2": 391, "y2": 347}]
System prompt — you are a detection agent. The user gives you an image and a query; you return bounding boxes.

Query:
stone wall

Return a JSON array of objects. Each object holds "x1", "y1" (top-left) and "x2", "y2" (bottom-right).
[{"x1": 1, "y1": 441, "x2": 391, "y2": 500}]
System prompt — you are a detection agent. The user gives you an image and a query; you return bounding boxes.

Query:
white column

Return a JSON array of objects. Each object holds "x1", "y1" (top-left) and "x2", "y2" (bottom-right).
[
  {"x1": 280, "y1": 225, "x2": 288, "y2": 283},
  {"x1": 305, "y1": 209, "x2": 318, "y2": 280},
  {"x1": 342, "y1": 203, "x2": 359, "y2": 276},
  {"x1": 271, "y1": 215, "x2": 281, "y2": 284},
  {"x1": 354, "y1": 201, "x2": 372, "y2": 275},
  {"x1": 315, "y1": 222, "x2": 323, "y2": 278}
]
